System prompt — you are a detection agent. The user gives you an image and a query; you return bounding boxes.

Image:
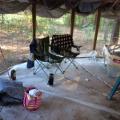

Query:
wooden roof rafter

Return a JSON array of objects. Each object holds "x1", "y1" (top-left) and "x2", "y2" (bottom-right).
[
  {"x1": 101, "y1": 0, "x2": 120, "y2": 6},
  {"x1": 111, "y1": 0, "x2": 119, "y2": 9}
]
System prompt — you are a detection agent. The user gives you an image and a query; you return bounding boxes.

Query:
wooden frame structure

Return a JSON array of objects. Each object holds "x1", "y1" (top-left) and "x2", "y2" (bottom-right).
[{"x1": 31, "y1": 0, "x2": 119, "y2": 50}]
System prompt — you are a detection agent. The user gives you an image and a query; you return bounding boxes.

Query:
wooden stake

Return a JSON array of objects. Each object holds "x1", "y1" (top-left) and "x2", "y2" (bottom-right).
[
  {"x1": 70, "y1": 9, "x2": 75, "y2": 38},
  {"x1": 32, "y1": 0, "x2": 37, "y2": 41},
  {"x1": 93, "y1": 10, "x2": 101, "y2": 50}
]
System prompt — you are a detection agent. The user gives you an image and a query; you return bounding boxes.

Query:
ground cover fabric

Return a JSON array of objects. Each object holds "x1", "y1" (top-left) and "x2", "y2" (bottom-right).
[{"x1": 0, "y1": 78, "x2": 24, "y2": 105}]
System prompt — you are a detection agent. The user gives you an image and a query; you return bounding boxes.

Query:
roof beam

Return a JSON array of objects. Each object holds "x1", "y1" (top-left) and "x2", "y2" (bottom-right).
[
  {"x1": 93, "y1": 10, "x2": 101, "y2": 50},
  {"x1": 111, "y1": 0, "x2": 119, "y2": 8},
  {"x1": 102, "y1": 0, "x2": 120, "y2": 5}
]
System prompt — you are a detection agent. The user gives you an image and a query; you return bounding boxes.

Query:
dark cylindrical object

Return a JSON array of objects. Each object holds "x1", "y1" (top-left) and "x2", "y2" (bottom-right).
[
  {"x1": 10, "y1": 69, "x2": 16, "y2": 81},
  {"x1": 48, "y1": 73, "x2": 54, "y2": 86}
]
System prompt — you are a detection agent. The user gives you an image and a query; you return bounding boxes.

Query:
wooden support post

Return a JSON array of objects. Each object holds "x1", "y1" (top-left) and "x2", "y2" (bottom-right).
[
  {"x1": 32, "y1": 0, "x2": 37, "y2": 41},
  {"x1": 93, "y1": 10, "x2": 101, "y2": 50},
  {"x1": 70, "y1": 9, "x2": 75, "y2": 38}
]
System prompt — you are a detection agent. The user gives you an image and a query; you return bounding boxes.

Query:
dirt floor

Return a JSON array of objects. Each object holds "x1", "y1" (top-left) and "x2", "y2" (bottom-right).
[
  {"x1": 0, "y1": 22, "x2": 120, "y2": 120},
  {"x1": 0, "y1": 25, "x2": 105, "y2": 73},
  {"x1": 0, "y1": 58, "x2": 120, "y2": 120},
  {"x1": 0, "y1": 31, "x2": 30, "y2": 73},
  {"x1": 0, "y1": 95, "x2": 120, "y2": 120}
]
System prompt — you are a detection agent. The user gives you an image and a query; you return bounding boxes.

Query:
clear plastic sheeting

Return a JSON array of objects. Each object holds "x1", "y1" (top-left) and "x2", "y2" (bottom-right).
[
  {"x1": 106, "y1": 64, "x2": 120, "y2": 78},
  {"x1": 103, "y1": 45, "x2": 120, "y2": 78},
  {"x1": 78, "y1": 50, "x2": 98, "y2": 60}
]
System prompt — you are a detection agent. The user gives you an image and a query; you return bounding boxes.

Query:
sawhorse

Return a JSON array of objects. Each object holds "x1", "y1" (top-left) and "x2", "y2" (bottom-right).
[{"x1": 108, "y1": 76, "x2": 120, "y2": 100}]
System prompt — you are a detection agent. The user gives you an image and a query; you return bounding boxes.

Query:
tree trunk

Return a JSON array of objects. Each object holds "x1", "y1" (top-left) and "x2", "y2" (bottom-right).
[{"x1": 111, "y1": 19, "x2": 120, "y2": 44}]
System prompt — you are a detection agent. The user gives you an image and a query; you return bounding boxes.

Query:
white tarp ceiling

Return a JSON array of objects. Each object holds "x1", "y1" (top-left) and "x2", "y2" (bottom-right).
[{"x1": 0, "y1": 0, "x2": 120, "y2": 19}]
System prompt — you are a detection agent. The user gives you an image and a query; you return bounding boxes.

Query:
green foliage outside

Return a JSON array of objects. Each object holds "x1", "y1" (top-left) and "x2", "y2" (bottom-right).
[{"x1": 0, "y1": 12, "x2": 115, "y2": 42}]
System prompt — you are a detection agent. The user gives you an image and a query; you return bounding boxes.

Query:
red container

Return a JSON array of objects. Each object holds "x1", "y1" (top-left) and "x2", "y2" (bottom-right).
[{"x1": 23, "y1": 87, "x2": 42, "y2": 111}]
